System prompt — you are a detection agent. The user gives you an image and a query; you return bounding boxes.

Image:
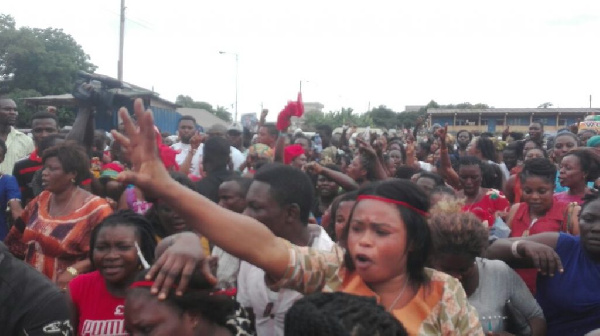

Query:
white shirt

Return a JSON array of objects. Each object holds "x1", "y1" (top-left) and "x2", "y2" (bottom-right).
[
  {"x1": 2, "y1": 127, "x2": 34, "y2": 175},
  {"x1": 236, "y1": 226, "x2": 334, "y2": 336},
  {"x1": 171, "y1": 142, "x2": 245, "y2": 175}
]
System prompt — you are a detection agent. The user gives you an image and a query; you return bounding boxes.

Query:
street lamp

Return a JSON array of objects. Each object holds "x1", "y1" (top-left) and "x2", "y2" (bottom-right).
[{"x1": 219, "y1": 51, "x2": 238, "y2": 122}]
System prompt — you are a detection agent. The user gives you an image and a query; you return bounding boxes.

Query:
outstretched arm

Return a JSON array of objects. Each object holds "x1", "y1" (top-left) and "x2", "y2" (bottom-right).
[{"x1": 112, "y1": 99, "x2": 290, "y2": 289}]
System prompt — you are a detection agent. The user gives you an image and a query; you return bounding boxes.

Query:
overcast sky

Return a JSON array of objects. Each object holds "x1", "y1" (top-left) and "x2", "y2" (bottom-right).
[{"x1": 5, "y1": 0, "x2": 600, "y2": 121}]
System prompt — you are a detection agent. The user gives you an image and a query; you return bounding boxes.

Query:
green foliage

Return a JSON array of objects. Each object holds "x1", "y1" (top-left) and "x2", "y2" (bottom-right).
[
  {"x1": 302, "y1": 107, "x2": 373, "y2": 131},
  {"x1": 0, "y1": 14, "x2": 96, "y2": 126},
  {"x1": 176, "y1": 95, "x2": 232, "y2": 122}
]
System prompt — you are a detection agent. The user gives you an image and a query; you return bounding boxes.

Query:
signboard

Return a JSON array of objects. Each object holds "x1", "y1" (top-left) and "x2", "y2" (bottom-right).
[
  {"x1": 240, "y1": 113, "x2": 259, "y2": 132},
  {"x1": 579, "y1": 120, "x2": 600, "y2": 132}
]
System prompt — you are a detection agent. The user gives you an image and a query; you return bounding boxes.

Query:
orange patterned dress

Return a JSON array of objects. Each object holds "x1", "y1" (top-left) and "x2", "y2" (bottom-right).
[
  {"x1": 4, "y1": 190, "x2": 112, "y2": 281},
  {"x1": 268, "y1": 238, "x2": 483, "y2": 335}
]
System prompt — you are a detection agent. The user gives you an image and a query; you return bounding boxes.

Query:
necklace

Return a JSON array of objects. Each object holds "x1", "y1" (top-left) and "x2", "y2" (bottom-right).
[
  {"x1": 386, "y1": 277, "x2": 410, "y2": 312},
  {"x1": 50, "y1": 188, "x2": 79, "y2": 217}
]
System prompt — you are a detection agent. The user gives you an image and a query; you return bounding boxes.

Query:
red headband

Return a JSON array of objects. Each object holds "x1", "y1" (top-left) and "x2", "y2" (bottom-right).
[
  {"x1": 129, "y1": 281, "x2": 237, "y2": 297},
  {"x1": 356, "y1": 195, "x2": 429, "y2": 217}
]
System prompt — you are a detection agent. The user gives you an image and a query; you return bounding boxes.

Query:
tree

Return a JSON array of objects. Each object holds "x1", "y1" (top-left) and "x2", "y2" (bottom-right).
[
  {"x1": 367, "y1": 105, "x2": 397, "y2": 128},
  {"x1": 214, "y1": 106, "x2": 232, "y2": 122},
  {"x1": 0, "y1": 14, "x2": 96, "y2": 126},
  {"x1": 538, "y1": 102, "x2": 553, "y2": 108},
  {"x1": 0, "y1": 14, "x2": 96, "y2": 95},
  {"x1": 176, "y1": 95, "x2": 231, "y2": 122}
]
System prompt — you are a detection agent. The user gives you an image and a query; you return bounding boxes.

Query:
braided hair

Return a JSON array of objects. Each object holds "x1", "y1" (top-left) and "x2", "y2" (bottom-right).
[
  {"x1": 519, "y1": 158, "x2": 557, "y2": 185},
  {"x1": 89, "y1": 210, "x2": 157, "y2": 269},
  {"x1": 284, "y1": 292, "x2": 408, "y2": 336}
]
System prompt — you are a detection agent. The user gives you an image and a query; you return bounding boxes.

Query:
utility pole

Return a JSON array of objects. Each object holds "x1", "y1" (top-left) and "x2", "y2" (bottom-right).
[{"x1": 118, "y1": 0, "x2": 125, "y2": 81}]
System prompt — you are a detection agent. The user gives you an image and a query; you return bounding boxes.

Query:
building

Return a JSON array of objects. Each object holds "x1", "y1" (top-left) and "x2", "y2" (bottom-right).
[
  {"x1": 176, "y1": 107, "x2": 228, "y2": 130},
  {"x1": 22, "y1": 74, "x2": 181, "y2": 134},
  {"x1": 405, "y1": 105, "x2": 425, "y2": 112},
  {"x1": 428, "y1": 108, "x2": 600, "y2": 135}
]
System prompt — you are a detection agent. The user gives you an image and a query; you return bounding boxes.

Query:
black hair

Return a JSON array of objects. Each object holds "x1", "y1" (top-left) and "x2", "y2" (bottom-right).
[
  {"x1": 563, "y1": 148, "x2": 600, "y2": 182},
  {"x1": 203, "y1": 137, "x2": 230, "y2": 171},
  {"x1": 416, "y1": 171, "x2": 445, "y2": 188},
  {"x1": 146, "y1": 171, "x2": 195, "y2": 238},
  {"x1": 481, "y1": 162, "x2": 504, "y2": 190},
  {"x1": 456, "y1": 130, "x2": 473, "y2": 142},
  {"x1": 327, "y1": 190, "x2": 359, "y2": 241},
  {"x1": 262, "y1": 123, "x2": 279, "y2": 138},
  {"x1": 555, "y1": 131, "x2": 579, "y2": 144},
  {"x1": 581, "y1": 193, "x2": 600, "y2": 213},
  {"x1": 342, "y1": 179, "x2": 430, "y2": 284},
  {"x1": 520, "y1": 157, "x2": 557, "y2": 185},
  {"x1": 475, "y1": 135, "x2": 497, "y2": 162},
  {"x1": 458, "y1": 155, "x2": 483, "y2": 170},
  {"x1": 284, "y1": 292, "x2": 408, "y2": 336},
  {"x1": 530, "y1": 121, "x2": 544, "y2": 130},
  {"x1": 509, "y1": 132, "x2": 525, "y2": 141},
  {"x1": 224, "y1": 176, "x2": 253, "y2": 197},
  {"x1": 89, "y1": 210, "x2": 157, "y2": 269},
  {"x1": 31, "y1": 111, "x2": 59, "y2": 125},
  {"x1": 178, "y1": 115, "x2": 196, "y2": 125},
  {"x1": 42, "y1": 141, "x2": 90, "y2": 185},
  {"x1": 0, "y1": 139, "x2": 6, "y2": 157},
  {"x1": 128, "y1": 270, "x2": 239, "y2": 330},
  {"x1": 358, "y1": 153, "x2": 378, "y2": 182},
  {"x1": 254, "y1": 163, "x2": 314, "y2": 224},
  {"x1": 294, "y1": 133, "x2": 313, "y2": 147},
  {"x1": 395, "y1": 165, "x2": 422, "y2": 180}
]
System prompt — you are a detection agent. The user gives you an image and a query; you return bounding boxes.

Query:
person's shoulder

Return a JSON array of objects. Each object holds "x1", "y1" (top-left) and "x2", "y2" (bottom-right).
[
  {"x1": 557, "y1": 232, "x2": 579, "y2": 249},
  {"x1": 476, "y1": 258, "x2": 512, "y2": 276},
  {"x1": 69, "y1": 270, "x2": 102, "y2": 292}
]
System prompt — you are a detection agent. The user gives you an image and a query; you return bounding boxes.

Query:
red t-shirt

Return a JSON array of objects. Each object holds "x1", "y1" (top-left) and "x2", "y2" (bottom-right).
[{"x1": 69, "y1": 271, "x2": 127, "y2": 336}]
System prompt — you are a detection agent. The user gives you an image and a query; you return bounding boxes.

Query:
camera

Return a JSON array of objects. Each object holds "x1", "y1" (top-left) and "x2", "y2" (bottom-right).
[{"x1": 72, "y1": 71, "x2": 130, "y2": 111}]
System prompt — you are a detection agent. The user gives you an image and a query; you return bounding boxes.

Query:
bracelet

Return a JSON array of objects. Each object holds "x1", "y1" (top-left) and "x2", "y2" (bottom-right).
[
  {"x1": 66, "y1": 266, "x2": 79, "y2": 277},
  {"x1": 511, "y1": 240, "x2": 523, "y2": 259}
]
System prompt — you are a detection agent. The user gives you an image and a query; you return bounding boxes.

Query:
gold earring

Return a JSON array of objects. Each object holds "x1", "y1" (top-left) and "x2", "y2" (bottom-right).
[{"x1": 71, "y1": 178, "x2": 76, "y2": 183}]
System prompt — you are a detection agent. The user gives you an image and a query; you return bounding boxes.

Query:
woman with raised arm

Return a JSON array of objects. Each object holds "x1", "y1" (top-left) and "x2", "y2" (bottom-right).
[
  {"x1": 486, "y1": 194, "x2": 600, "y2": 335},
  {"x1": 112, "y1": 99, "x2": 482, "y2": 335}
]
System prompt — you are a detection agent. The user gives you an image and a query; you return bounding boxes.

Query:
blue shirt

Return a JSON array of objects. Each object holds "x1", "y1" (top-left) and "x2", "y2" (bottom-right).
[
  {"x1": 536, "y1": 233, "x2": 600, "y2": 336},
  {"x1": 0, "y1": 174, "x2": 21, "y2": 240}
]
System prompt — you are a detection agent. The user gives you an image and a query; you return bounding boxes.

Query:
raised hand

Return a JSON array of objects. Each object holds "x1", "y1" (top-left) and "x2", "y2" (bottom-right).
[
  {"x1": 111, "y1": 99, "x2": 172, "y2": 199},
  {"x1": 435, "y1": 124, "x2": 448, "y2": 146},
  {"x1": 356, "y1": 138, "x2": 377, "y2": 157},
  {"x1": 304, "y1": 161, "x2": 323, "y2": 175},
  {"x1": 190, "y1": 131, "x2": 205, "y2": 150},
  {"x1": 146, "y1": 232, "x2": 216, "y2": 299}
]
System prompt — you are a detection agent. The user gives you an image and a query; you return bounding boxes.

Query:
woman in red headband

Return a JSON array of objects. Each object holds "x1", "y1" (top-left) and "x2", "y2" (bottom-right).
[{"x1": 112, "y1": 100, "x2": 482, "y2": 335}]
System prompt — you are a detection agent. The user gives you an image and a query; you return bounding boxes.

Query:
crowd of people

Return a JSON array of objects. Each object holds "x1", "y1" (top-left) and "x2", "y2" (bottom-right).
[{"x1": 0, "y1": 94, "x2": 599, "y2": 336}]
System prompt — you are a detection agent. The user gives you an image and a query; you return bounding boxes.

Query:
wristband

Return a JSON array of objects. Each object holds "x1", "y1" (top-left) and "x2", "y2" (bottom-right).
[
  {"x1": 511, "y1": 240, "x2": 523, "y2": 259},
  {"x1": 66, "y1": 266, "x2": 79, "y2": 277}
]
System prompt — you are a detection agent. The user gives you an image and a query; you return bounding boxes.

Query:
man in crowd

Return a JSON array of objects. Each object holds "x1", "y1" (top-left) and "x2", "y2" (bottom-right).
[
  {"x1": 257, "y1": 123, "x2": 278, "y2": 148},
  {"x1": 195, "y1": 137, "x2": 236, "y2": 203},
  {"x1": 227, "y1": 122, "x2": 245, "y2": 153},
  {"x1": 237, "y1": 164, "x2": 334, "y2": 336},
  {"x1": 212, "y1": 177, "x2": 253, "y2": 286},
  {"x1": 12, "y1": 112, "x2": 60, "y2": 205},
  {"x1": 528, "y1": 122, "x2": 544, "y2": 147},
  {"x1": 172, "y1": 115, "x2": 200, "y2": 172},
  {"x1": 0, "y1": 242, "x2": 73, "y2": 335},
  {"x1": 0, "y1": 97, "x2": 34, "y2": 174}
]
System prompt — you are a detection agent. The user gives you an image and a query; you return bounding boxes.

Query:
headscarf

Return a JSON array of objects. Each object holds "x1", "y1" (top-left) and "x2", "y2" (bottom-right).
[
  {"x1": 587, "y1": 135, "x2": 600, "y2": 148},
  {"x1": 284, "y1": 144, "x2": 305, "y2": 165}
]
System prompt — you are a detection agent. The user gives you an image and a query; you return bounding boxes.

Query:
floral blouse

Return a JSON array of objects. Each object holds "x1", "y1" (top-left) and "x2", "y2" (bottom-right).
[{"x1": 267, "y1": 239, "x2": 483, "y2": 336}]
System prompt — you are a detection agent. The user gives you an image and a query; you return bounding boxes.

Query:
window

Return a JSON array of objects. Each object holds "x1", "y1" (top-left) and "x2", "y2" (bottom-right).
[
  {"x1": 480, "y1": 119, "x2": 489, "y2": 126},
  {"x1": 496, "y1": 119, "x2": 504, "y2": 126}
]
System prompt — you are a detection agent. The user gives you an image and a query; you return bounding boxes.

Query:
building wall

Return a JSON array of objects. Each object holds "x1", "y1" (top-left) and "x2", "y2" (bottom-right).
[{"x1": 431, "y1": 113, "x2": 588, "y2": 134}]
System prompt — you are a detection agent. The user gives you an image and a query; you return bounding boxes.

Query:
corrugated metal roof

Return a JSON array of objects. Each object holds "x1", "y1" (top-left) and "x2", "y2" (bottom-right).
[
  {"x1": 428, "y1": 108, "x2": 600, "y2": 114},
  {"x1": 176, "y1": 108, "x2": 228, "y2": 129}
]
